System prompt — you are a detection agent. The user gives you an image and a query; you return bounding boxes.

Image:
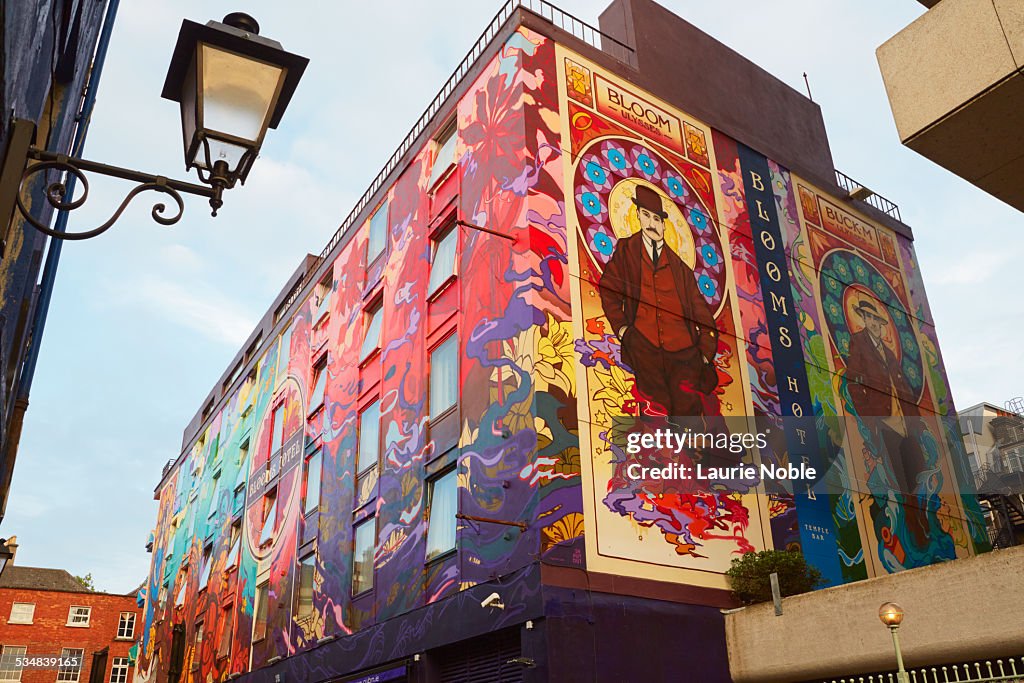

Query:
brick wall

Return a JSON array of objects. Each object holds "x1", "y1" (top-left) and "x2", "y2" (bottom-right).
[{"x1": 0, "y1": 588, "x2": 140, "y2": 683}]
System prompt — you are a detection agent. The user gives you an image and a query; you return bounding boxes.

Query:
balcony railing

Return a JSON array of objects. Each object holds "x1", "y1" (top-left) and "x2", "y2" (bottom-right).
[
  {"x1": 824, "y1": 655, "x2": 1024, "y2": 683},
  {"x1": 835, "y1": 169, "x2": 902, "y2": 222}
]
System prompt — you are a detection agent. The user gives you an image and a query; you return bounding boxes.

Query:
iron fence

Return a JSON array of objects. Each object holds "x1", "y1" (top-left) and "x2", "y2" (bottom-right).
[
  {"x1": 835, "y1": 169, "x2": 902, "y2": 222},
  {"x1": 825, "y1": 656, "x2": 1024, "y2": 683}
]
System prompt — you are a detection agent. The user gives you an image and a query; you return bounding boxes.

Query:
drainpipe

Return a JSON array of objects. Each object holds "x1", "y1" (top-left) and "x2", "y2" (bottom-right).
[{"x1": 0, "y1": 0, "x2": 120, "y2": 522}]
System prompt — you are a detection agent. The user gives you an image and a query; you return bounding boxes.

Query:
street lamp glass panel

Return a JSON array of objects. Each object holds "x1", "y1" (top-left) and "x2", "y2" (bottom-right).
[
  {"x1": 201, "y1": 45, "x2": 282, "y2": 143},
  {"x1": 879, "y1": 602, "x2": 904, "y2": 626}
]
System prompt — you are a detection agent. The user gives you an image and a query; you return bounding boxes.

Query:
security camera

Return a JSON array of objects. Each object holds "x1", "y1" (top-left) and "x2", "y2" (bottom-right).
[{"x1": 481, "y1": 592, "x2": 504, "y2": 610}]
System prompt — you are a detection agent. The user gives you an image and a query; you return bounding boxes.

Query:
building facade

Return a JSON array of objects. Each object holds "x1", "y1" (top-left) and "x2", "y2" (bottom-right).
[
  {"x1": 0, "y1": 0, "x2": 113, "y2": 519},
  {"x1": 0, "y1": 561, "x2": 140, "y2": 683},
  {"x1": 140, "y1": 1, "x2": 988, "y2": 681}
]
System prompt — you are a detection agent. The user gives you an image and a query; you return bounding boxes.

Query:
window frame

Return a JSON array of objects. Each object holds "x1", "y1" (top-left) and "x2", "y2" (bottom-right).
[
  {"x1": 116, "y1": 611, "x2": 136, "y2": 640},
  {"x1": 429, "y1": 333, "x2": 459, "y2": 420},
  {"x1": 359, "y1": 297, "x2": 384, "y2": 363},
  {"x1": 428, "y1": 119, "x2": 458, "y2": 189},
  {"x1": 253, "y1": 581, "x2": 270, "y2": 642},
  {"x1": 357, "y1": 399, "x2": 382, "y2": 475},
  {"x1": 217, "y1": 602, "x2": 234, "y2": 660},
  {"x1": 66, "y1": 605, "x2": 91, "y2": 627},
  {"x1": 366, "y1": 199, "x2": 389, "y2": 263},
  {"x1": 0, "y1": 645, "x2": 26, "y2": 682},
  {"x1": 108, "y1": 657, "x2": 130, "y2": 683},
  {"x1": 424, "y1": 465, "x2": 459, "y2": 562},
  {"x1": 7, "y1": 602, "x2": 33, "y2": 625},
  {"x1": 308, "y1": 354, "x2": 328, "y2": 416},
  {"x1": 294, "y1": 552, "x2": 316, "y2": 623},
  {"x1": 351, "y1": 516, "x2": 376, "y2": 597},
  {"x1": 56, "y1": 647, "x2": 84, "y2": 683},
  {"x1": 302, "y1": 448, "x2": 323, "y2": 516},
  {"x1": 427, "y1": 219, "x2": 458, "y2": 298}
]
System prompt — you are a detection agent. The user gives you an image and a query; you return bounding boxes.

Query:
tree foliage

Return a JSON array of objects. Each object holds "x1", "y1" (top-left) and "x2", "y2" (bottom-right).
[
  {"x1": 725, "y1": 550, "x2": 823, "y2": 605},
  {"x1": 74, "y1": 573, "x2": 96, "y2": 592}
]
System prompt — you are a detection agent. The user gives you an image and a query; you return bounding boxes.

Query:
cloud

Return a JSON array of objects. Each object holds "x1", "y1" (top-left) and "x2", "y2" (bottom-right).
[
  {"x1": 929, "y1": 249, "x2": 1016, "y2": 285},
  {"x1": 129, "y1": 277, "x2": 256, "y2": 346}
]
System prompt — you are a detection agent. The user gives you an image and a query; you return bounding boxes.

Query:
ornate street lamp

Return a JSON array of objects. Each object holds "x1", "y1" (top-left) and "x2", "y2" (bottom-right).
[
  {"x1": 0, "y1": 12, "x2": 307, "y2": 244},
  {"x1": 879, "y1": 602, "x2": 908, "y2": 683}
]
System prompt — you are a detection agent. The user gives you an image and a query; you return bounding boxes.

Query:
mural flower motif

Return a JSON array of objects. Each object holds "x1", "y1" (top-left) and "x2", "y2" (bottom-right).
[
  {"x1": 835, "y1": 261, "x2": 850, "y2": 279},
  {"x1": 698, "y1": 274, "x2": 717, "y2": 298},
  {"x1": 873, "y1": 279, "x2": 888, "y2": 297},
  {"x1": 701, "y1": 244, "x2": 719, "y2": 267},
  {"x1": 592, "y1": 364, "x2": 634, "y2": 416},
  {"x1": 591, "y1": 230, "x2": 614, "y2": 256},
  {"x1": 536, "y1": 312, "x2": 576, "y2": 397},
  {"x1": 853, "y1": 262, "x2": 867, "y2": 279},
  {"x1": 689, "y1": 207, "x2": 708, "y2": 232},
  {"x1": 585, "y1": 160, "x2": 608, "y2": 186},
  {"x1": 541, "y1": 512, "x2": 584, "y2": 553},
  {"x1": 603, "y1": 144, "x2": 628, "y2": 171},
  {"x1": 580, "y1": 191, "x2": 603, "y2": 216},
  {"x1": 635, "y1": 152, "x2": 658, "y2": 178},
  {"x1": 824, "y1": 276, "x2": 841, "y2": 294},
  {"x1": 666, "y1": 175, "x2": 685, "y2": 197}
]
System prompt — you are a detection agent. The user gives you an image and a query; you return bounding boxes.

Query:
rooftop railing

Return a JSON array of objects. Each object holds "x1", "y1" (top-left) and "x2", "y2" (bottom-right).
[{"x1": 835, "y1": 169, "x2": 902, "y2": 223}]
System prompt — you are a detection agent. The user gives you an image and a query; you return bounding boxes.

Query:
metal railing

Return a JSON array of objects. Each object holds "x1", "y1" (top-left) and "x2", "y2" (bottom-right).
[
  {"x1": 835, "y1": 169, "x2": 902, "y2": 222},
  {"x1": 285, "y1": 0, "x2": 634, "y2": 313},
  {"x1": 825, "y1": 656, "x2": 1024, "y2": 683}
]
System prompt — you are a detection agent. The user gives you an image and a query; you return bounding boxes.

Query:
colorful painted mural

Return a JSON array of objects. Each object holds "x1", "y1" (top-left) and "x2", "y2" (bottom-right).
[
  {"x1": 140, "y1": 21, "x2": 986, "y2": 683},
  {"x1": 555, "y1": 45, "x2": 986, "y2": 588}
]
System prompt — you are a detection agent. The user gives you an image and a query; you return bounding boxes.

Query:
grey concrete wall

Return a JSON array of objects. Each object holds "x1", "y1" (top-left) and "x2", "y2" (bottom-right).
[{"x1": 725, "y1": 546, "x2": 1024, "y2": 682}]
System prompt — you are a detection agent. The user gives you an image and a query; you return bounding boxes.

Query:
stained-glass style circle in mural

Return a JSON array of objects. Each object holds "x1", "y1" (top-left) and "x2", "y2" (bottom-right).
[
  {"x1": 244, "y1": 375, "x2": 306, "y2": 562},
  {"x1": 573, "y1": 138, "x2": 726, "y2": 312},
  {"x1": 819, "y1": 250, "x2": 924, "y2": 400}
]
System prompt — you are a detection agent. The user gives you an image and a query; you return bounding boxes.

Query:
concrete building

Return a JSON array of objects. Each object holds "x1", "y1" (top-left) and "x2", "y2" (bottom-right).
[
  {"x1": 0, "y1": 1, "x2": 115, "y2": 520},
  {"x1": 0, "y1": 542, "x2": 141, "y2": 683},
  {"x1": 960, "y1": 401, "x2": 1024, "y2": 548},
  {"x1": 139, "y1": 1, "x2": 987, "y2": 682},
  {"x1": 876, "y1": 0, "x2": 1024, "y2": 212}
]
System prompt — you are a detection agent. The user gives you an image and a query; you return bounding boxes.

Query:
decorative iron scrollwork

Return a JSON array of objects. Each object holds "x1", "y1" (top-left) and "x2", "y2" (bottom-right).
[{"x1": 16, "y1": 158, "x2": 187, "y2": 240}]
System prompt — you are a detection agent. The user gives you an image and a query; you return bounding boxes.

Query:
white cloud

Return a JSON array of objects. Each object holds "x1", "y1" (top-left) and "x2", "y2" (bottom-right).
[{"x1": 130, "y1": 277, "x2": 256, "y2": 346}]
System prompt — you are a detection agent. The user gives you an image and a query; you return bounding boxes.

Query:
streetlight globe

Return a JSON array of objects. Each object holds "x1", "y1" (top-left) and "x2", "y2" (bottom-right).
[{"x1": 879, "y1": 601, "x2": 904, "y2": 627}]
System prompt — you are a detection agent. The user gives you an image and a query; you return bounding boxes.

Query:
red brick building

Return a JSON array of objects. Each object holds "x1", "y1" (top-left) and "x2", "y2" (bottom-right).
[{"x1": 0, "y1": 560, "x2": 140, "y2": 683}]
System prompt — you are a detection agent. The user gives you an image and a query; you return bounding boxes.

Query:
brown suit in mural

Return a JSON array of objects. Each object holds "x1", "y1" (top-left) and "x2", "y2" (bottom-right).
[
  {"x1": 599, "y1": 186, "x2": 718, "y2": 417},
  {"x1": 845, "y1": 300, "x2": 928, "y2": 547}
]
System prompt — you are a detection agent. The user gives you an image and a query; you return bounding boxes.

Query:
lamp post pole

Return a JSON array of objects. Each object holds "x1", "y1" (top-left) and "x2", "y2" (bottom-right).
[{"x1": 888, "y1": 625, "x2": 908, "y2": 683}]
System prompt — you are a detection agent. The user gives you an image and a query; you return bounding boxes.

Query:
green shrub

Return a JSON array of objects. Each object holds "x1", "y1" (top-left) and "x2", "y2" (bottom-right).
[{"x1": 725, "y1": 550, "x2": 824, "y2": 605}]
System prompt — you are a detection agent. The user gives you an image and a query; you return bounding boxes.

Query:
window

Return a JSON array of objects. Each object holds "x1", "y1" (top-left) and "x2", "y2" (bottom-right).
[
  {"x1": 352, "y1": 517, "x2": 375, "y2": 595},
  {"x1": 430, "y1": 335, "x2": 459, "y2": 418},
  {"x1": 8, "y1": 602, "x2": 33, "y2": 624},
  {"x1": 428, "y1": 222, "x2": 458, "y2": 295},
  {"x1": 271, "y1": 404, "x2": 285, "y2": 456},
  {"x1": 259, "y1": 489, "x2": 278, "y2": 546},
  {"x1": 428, "y1": 121, "x2": 457, "y2": 187},
  {"x1": 309, "y1": 357, "x2": 328, "y2": 412},
  {"x1": 253, "y1": 582, "x2": 269, "y2": 641},
  {"x1": 56, "y1": 648, "x2": 84, "y2": 682},
  {"x1": 0, "y1": 646, "x2": 25, "y2": 681},
  {"x1": 367, "y1": 200, "x2": 389, "y2": 262},
  {"x1": 295, "y1": 553, "x2": 315, "y2": 623},
  {"x1": 276, "y1": 327, "x2": 293, "y2": 378},
  {"x1": 67, "y1": 605, "x2": 91, "y2": 627},
  {"x1": 198, "y1": 543, "x2": 213, "y2": 591},
  {"x1": 425, "y1": 467, "x2": 458, "y2": 560},
  {"x1": 357, "y1": 400, "x2": 382, "y2": 474},
  {"x1": 314, "y1": 273, "x2": 332, "y2": 320},
  {"x1": 233, "y1": 484, "x2": 245, "y2": 515},
  {"x1": 303, "y1": 449, "x2": 323, "y2": 515},
  {"x1": 108, "y1": 657, "x2": 129, "y2": 683},
  {"x1": 359, "y1": 302, "x2": 383, "y2": 361},
  {"x1": 226, "y1": 519, "x2": 242, "y2": 570},
  {"x1": 116, "y1": 612, "x2": 136, "y2": 639},
  {"x1": 218, "y1": 603, "x2": 234, "y2": 659}
]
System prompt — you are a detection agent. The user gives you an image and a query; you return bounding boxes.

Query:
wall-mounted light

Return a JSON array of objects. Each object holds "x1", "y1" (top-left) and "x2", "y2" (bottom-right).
[{"x1": 0, "y1": 12, "x2": 307, "y2": 247}]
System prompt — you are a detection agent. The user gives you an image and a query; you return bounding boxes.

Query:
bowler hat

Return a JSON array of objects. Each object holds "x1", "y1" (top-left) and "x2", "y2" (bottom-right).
[{"x1": 632, "y1": 185, "x2": 668, "y2": 218}]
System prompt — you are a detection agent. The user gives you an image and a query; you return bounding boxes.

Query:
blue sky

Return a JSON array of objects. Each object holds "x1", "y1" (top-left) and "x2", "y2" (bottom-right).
[{"x1": 4, "y1": 0, "x2": 1021, "y2": 593}]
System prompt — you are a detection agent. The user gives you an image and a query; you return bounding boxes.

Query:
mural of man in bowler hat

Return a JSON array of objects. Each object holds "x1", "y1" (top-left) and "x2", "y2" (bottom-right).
[{"x1": 599, "y1": 184, "x2": 719, "y2": 416}]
